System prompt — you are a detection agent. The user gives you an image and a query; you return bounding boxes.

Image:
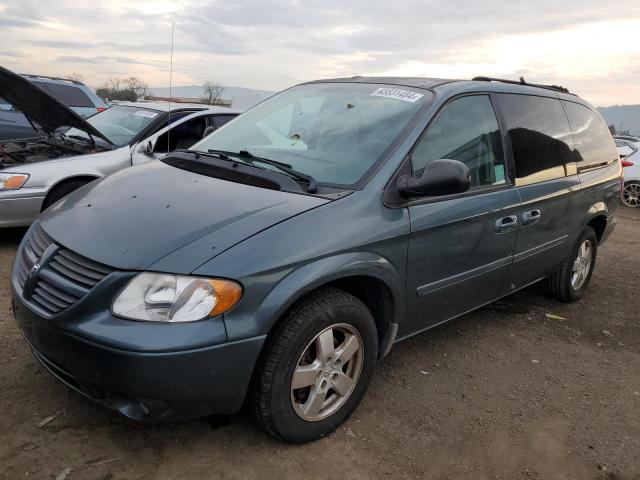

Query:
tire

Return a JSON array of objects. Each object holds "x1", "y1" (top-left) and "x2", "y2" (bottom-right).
[
  {"x1": 622, "y1": 181, "x2": 640, "y2": 208},
  {"x1": 252, "y1": 287, "x2": 378, "y2": 443},
  {"x1": 42, "y1": 179, "x2": 92, "y2": 211},
  {"x1": 543, "y1": 226, "x2": 598, "y2": 302}
]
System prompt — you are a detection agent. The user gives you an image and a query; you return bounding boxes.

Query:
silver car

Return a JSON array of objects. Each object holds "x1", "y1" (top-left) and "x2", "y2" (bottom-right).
[{"x1": 0, "y1": 66, "x2": 242, "y2": 227}]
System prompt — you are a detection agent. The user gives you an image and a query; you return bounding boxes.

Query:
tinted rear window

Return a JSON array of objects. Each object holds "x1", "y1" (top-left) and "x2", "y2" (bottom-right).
[
  {"x1": 34, "y1": 81, "x2": 95, "y2": 108},
  {"x1": 562, "y1": 101, "x2": 618, "y2": 171},
  {"x1": 499, "y1": 94, "x2": 573, "y2": 185}
]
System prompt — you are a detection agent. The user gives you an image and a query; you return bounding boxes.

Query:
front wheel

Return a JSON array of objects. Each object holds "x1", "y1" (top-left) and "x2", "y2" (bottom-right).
[
  {"x1": 252, "y1": 288, "x2": 378, "y2": 443},
  {"x1": 543, "y1": 226, "x2": 598, "y2": 302}
]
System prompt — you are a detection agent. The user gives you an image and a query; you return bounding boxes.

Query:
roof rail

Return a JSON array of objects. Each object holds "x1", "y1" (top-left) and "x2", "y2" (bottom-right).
[
  {"x1": 20, "y1": 73, "x2": 84, "y2": 85},
  {"x1": 471, "y1": 76, "x2": 571, "y2": 94}
]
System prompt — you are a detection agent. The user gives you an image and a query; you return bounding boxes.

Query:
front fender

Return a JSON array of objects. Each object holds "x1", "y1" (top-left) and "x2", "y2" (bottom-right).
[
  {"x1": 222, "y1": 251, "x2": 405, "y2": 342},
  {"x1": 19, "y1": 147, "x2": 130, "y2": 189}
]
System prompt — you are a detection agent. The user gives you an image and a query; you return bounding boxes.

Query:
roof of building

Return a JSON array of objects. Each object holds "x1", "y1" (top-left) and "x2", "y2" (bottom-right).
[{"x1": 113, "y1": 101, "x2": 243, "y2": 114}]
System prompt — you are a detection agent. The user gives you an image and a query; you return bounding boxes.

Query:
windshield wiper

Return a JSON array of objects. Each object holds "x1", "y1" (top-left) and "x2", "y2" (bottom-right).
[
  {"x1": 207, "y1": 149, "x2": 318, "y2": 193},
  {"x1": 61, "y1": 131, "x2": 96, "y2": 148},
  {"x1": 207, "y1": 149, "x2": 291, "y2": 168},
  {"x1": 68, "y1": 134, "x2": 94, "y2": 145}
]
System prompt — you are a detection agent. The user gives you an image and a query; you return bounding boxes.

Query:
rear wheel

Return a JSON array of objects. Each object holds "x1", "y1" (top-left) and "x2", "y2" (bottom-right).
[
  {"x1": 622, "y1": 181, "x2": 640, "y2": 207},
  {"x1": 253, "y1": 288, "x2": 378, "y2": 443},
  {"x1": 543, "y1": 226, "x2": 598, "y2": 302}
]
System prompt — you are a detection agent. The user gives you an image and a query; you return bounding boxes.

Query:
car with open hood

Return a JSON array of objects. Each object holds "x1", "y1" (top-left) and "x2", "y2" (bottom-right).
[
  {"x1": 11, "y1": 76, "x2": 621, "y2": 443},
  {"x1": 0, "y1": 72, "x2": 108, "y2": 140},
  {"x1": 0, "y1": 65, "x2": 241, "y2": 227}
]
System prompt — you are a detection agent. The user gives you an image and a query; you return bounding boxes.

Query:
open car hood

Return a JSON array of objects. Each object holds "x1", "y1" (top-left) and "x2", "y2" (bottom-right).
[{"x1": 0, "y1": 65, "x2": 111, "y2": 144}]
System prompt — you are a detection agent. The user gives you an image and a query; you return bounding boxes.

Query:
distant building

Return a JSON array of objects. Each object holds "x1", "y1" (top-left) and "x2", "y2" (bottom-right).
[{"x1": 143, "y1": 95, "x2": 233, "y2": 108}]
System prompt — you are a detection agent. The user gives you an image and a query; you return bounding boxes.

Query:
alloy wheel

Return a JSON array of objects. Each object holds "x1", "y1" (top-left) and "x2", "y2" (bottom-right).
[
  {"x1": 571, "y1": 239, "x2": 593, "y2": 290},
  {"x1": 622, "y1": 182, "x2": 640, "y2": 207},
  {"x1": 290, "y1": 323, "x2": 364, "y2": 422}
]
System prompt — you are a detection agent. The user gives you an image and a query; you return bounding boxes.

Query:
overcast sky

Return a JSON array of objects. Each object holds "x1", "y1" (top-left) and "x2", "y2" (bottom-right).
[{"x1": 1, "y1": 0, "x2": 639, "y2": 106}]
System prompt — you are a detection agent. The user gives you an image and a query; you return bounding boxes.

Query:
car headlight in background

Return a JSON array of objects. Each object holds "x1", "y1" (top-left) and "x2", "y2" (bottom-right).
[
  {"x1": 0, "y1": 173, "x2": 29, "y2": 190},
  {"x1": 112, "y1": 273, "x2": 242, "y2": 322}
]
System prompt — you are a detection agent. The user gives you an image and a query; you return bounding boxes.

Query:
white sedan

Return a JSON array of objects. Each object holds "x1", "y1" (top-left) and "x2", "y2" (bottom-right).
[
  {"x1": 615, "y1": 137, "x2": 640, "y2": 207},
  {"x1": 0, "y1": 65, "x2": 241, "y2": 227}
]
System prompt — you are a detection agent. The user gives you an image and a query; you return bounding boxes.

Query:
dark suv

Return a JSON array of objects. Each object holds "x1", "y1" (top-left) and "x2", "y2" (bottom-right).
[
  {"x1": 0, "y1": 73, "x2": 107, "y2": 140},
  {"x1": 11, "y1": 76, "x2": 621, "y2": 443}
]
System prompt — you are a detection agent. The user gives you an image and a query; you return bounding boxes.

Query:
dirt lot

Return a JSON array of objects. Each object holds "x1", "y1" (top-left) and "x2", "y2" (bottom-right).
[{"x1": 0, "y1": 207, "x2": 638, "y2": 480}]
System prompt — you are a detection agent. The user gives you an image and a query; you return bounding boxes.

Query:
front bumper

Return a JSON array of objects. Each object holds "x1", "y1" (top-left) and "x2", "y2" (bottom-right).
[
  {"x1": 12, "y1": 285, "x2": 265, "y2": 421},
  {"x1": 0, "y1": 187, "x2": 46, "y2": 227}
]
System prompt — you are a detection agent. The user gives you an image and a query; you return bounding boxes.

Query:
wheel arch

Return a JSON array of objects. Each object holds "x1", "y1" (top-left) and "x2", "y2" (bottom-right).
[
  {"x1": 254, "y1": 252, "x2": 405, "y2": 359},
  {"x1": 584, "y1": 201, "x2": 609, "y2": 243},
  {"x1": 587, "y1": 215, "x2": 607, "y2": 243},
  {"x1": 41, "y1": 174, "x2": 101, "y2": 211}
]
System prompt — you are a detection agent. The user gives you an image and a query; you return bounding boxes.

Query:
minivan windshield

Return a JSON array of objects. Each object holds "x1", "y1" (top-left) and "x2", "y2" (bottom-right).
[
  {"x1": 191, "y1": 83, "x2": 432, "y2": 187},
  {"x1": 65, "y1": 106, "x2": 161, "y2": 146}
]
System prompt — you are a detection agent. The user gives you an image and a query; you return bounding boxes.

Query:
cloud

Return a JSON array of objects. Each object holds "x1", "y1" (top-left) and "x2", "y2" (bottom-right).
[
  {"x1": 0, "y1": 15, "x2": 38, "y2": 27},
  {"x1": 25, "y1": 40, "x2": 97, "y2": 49},
  {"x1": 56, "y1": 55, "x2": 150, "y2": 64},
  {"x1": 0, "y1": 0, "x2": 639, "y2": 104}
]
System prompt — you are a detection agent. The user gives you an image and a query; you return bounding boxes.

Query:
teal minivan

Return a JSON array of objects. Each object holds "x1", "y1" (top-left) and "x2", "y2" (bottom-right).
[{"x1": 12, "y1": 76, "x2": 621, "y2": 443}]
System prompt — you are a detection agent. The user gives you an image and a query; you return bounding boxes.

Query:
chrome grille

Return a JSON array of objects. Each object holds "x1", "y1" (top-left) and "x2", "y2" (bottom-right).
[
  {"x1": 14, "y1": 222, "x2": 113, "y2": 317},
  {"x1": 15, "y1": 222, "x2": 53, "y2": 290}
]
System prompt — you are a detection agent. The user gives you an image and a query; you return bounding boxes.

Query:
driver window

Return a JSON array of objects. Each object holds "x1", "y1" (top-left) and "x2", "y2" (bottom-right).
[
  {"x1": 411, "y1": 95, "x2": 506, "y2": 188},
  {"x1": 154, "y1": 116, "x2": 207, "y2": 153}
]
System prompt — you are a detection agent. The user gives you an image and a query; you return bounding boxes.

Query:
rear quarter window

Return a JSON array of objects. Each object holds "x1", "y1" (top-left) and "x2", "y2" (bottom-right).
[
  {"x1": 213, "y1": 114, "x2": 237, "y2": 128},
  {"x1": 562, "y1": 101, "x2": 618, "y2": 171},
  {"x1": 34, "y1": 82, "x2": 95, "y2": 108},
  {"x1": 498, "y1": 94, "x2": 574, "y2": 185}
]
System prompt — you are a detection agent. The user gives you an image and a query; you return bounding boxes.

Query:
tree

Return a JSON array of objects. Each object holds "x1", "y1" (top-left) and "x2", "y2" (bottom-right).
[
  {"x1": 608, "y1": 124, "x2": 616, "y2": 135},
  {"x1": 105, "y1": 77, "x2": 122, "y2": 92},
  {"x1": 202, "y1": 81, "x2": 224, "y2": 105},
  {"x1": 124, "y1": 76, "x2": 148, "y2": 98},
  {"x1": 66, "y1": 72, "x2": 84, "y2": 83},
  {"x1": 95, "y1": 76, "x2": 147, "y2": 102}
]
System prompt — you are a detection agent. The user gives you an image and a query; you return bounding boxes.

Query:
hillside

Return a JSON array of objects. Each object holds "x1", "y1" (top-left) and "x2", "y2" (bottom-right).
[{"x1": 598, "y1": 104, "x2": 640, "y2": 135}]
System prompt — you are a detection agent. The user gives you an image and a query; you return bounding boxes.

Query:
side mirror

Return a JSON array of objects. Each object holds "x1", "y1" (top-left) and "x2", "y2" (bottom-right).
[
  {"x1": 139, "y1": 140, "x2": 154, "y2": 155},
  {"x1": 397, "y1": 159, "x2": 471, "y2": 199}
]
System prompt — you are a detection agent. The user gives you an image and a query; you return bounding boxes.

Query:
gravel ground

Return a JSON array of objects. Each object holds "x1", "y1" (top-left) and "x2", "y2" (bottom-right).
[{"x1": 0, "y1": 207, "x2": 638, "y2": 480}]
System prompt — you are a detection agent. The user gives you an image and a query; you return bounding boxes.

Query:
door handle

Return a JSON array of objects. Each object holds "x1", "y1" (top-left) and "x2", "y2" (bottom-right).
[
  {"x1": 495, "y1": 215, "x2": 518, "y2": 233},
  {"x1": 522, "y1": 209, "x2": 541, "y2": 226}
]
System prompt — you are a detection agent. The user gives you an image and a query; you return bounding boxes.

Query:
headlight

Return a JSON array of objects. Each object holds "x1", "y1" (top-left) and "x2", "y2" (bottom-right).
[
  {"x1": 112, "y1": 273, "x2": 242, "y2": 322},
  {"x1": 0, "y1": 173, "x2": 29, "y2": 190}
]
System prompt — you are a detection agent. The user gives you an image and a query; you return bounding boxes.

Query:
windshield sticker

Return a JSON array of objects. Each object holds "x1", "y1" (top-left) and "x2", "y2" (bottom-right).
[
  {"x1": 370, "y1": 88, "x2": 424, "y2": 103},
  {"x1": 133, "y1": 110, "x2": 158, "y2": 118}
]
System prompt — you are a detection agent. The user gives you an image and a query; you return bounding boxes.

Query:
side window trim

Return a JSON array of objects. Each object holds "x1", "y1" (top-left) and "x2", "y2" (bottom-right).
[
  {"x1": 558, "y1": 99, "x2": 579, "y2": 176},
  {"x1": 489, "y1": 91, "x2": 517, "y2": 186}
]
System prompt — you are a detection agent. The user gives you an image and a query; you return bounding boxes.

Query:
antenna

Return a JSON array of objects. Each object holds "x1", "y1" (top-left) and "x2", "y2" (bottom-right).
[{"x1": 168, "y1": 21, "x2": 175, "y2": 150}]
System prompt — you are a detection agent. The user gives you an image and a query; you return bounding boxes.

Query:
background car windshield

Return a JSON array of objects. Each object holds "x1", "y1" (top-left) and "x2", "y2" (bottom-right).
[
  {"x1": 66, "y1": 106, "x2": 160, "y2": 145},
  {"x1": 192, "y1": 83, "x2": 431, "y2": 186}
]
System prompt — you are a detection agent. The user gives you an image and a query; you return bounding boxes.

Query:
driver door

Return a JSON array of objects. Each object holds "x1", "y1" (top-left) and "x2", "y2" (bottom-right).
[
  {"x1": 130, "y1": 111, "x2": 211, "y2": 165},
  {"x1": 400, "y1": 94, "x2": 520, "y2": 338}
]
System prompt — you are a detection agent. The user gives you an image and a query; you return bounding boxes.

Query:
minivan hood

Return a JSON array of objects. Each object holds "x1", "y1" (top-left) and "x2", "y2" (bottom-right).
[
  {"x1": 0, "y1": 65, "x2": 111, "y2": 143},
  {"x1": 39, "y1": 161, "x2": 329, "y2": 272}
]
